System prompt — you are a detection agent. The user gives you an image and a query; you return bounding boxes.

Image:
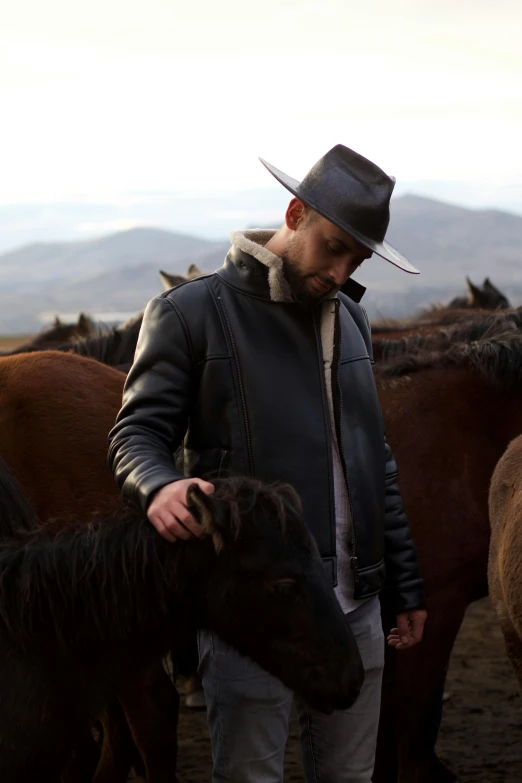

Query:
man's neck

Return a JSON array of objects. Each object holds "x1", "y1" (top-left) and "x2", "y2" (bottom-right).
[{"x1": 264, "y1": 226, "x2": 289, "y2": 258}]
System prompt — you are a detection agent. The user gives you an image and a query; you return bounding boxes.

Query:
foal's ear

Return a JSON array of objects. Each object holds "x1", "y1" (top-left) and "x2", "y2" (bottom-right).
[{"x1": 187, "y1": 484, "x2": 226, "y2": 554}]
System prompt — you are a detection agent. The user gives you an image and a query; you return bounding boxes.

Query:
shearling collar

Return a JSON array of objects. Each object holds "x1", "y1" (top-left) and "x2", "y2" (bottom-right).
[{"x1": 229, "y1": 229, "x2": 293, "y2": 303}]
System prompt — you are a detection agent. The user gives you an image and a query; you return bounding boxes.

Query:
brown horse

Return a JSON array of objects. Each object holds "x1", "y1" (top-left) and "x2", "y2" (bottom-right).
[
  {"x1": 2, "y1": 313, "x2": 95, "y2": 355},
  {"x1": 373, "y1": 333, "x2": 522, "y2": 782},
  {"x1": 488, "y1": 434, "x2": 522, "y2": 694}
]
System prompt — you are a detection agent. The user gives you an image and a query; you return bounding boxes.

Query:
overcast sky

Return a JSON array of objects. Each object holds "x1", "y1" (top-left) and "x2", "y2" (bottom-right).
[{"x1": 2, "y1": 0, "x2": 521, "y2": 205}]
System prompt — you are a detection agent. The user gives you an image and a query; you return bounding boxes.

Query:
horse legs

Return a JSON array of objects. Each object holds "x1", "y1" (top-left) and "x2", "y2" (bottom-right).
[
  {"x1": 93, "y1": 700, "x2": 136, "y2": 783},
  {"x1": 499, "y1": 616, "x2": 522, "y2": 694},
  {"x1": 374, "y1": 593, "x2": 469, "y2": 783},
  {"x1": 61, "y1": 730, "x2": 101, "y2": 783},
  {"x1": 118, "y1": 661, "x2": 181, "y2": 783}
]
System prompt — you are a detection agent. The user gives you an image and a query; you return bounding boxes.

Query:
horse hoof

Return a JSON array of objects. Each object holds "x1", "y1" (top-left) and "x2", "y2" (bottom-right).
[{"x1": 185, "y1": 689, "x2": 207, "y2": 710}]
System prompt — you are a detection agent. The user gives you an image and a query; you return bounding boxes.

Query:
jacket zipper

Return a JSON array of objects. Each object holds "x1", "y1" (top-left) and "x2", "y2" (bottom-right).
[
  {"x1": 218, "y1": 449, "x2": 228, "y2": 477},
  {"x1": 217, "y1": 297, "x2": 254, "y2": 476},
  {"x1": 333, "y1": 300, "x2": 359, "y2": 586}
]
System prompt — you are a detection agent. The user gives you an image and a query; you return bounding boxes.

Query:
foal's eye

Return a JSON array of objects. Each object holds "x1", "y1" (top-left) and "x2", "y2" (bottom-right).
[{"x1": 266, "y1": 578, "x2": 298, "y2": 597}]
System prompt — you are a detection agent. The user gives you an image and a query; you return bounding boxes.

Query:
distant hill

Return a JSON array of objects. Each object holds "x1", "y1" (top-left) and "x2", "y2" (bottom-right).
[
  {"x1": 0, "y1": 227, "x2": 219, "y2": 290},
  {"x1": 0, "y1": 194, "x2": 521, "y2": 331}
]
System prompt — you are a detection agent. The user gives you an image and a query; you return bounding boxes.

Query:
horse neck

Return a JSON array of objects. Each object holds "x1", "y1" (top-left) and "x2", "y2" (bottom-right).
[{"x1": 380, "y1": 365, "x2": 522, "y2": 477}]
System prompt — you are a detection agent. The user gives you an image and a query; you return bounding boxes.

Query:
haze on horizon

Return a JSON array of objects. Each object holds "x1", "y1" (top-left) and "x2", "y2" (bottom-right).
[{"x1": 2, "y1": 0, "x2": 521, "y2": 219}]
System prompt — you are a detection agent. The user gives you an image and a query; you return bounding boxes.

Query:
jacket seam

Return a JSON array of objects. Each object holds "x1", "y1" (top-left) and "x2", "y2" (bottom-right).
[
  {"x1": 216, "y1": 271, "x2": 294, "y2": 304},
  {"x1": 204, "y1": 280, "x2": 254, "y2": 476},
  {"x1": 163, "y1": 296, "x2": 197, "y2": 366},
  {"x1": 340, "y1": 354, "x2": 371, "y2": 365},
  {"x1": 161, "y1": 272, "x2": 216, "y2": 297},
  {"x1": 195, "y1": 354, "x2": 231, "y2": 366}
]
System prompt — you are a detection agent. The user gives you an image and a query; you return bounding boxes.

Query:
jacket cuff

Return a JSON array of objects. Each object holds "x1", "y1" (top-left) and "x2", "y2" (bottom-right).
[
  {"x1": 383, "y1": 579, "x2": 427, "y2": 614},
  {"x1": 124, "y1": 468, "x2": 185, "y2": 513}
]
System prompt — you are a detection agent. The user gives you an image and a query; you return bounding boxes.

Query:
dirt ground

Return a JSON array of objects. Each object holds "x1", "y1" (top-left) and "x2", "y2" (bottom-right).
[
  {"x1": 163, "y1": 598, "x2": 521, "y2": 783},
  {"x1": 0, "y1": 335, "x2": 32, "y2": 350}
]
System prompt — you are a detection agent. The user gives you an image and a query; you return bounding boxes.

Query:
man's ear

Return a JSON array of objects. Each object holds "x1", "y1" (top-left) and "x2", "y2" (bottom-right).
[
  {"x1": 285, "y1": 198, "x2": 306, "y2": 231},
  {"x1": 187, "y1": 484, "x2": 225, "y2": 554}
]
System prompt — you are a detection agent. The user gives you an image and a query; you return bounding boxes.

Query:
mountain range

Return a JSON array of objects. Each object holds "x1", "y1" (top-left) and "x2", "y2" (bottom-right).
[{"x1": 1, "y1": 194, "x2": 521, "y2": 332}]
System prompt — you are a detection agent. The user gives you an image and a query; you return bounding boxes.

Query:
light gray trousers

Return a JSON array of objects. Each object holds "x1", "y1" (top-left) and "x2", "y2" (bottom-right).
[{"x1": 198, "y1": 596, "x2": 384, "y2": 783}]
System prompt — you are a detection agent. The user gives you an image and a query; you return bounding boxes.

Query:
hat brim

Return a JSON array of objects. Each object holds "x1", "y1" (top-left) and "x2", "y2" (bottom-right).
[{"x1": 259, "y1": 157, "x2": 420, "y2": 275}]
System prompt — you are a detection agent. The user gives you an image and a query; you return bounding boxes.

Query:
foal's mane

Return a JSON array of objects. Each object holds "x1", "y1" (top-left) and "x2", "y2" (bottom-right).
[{"x1": 375, "y1": 331, "x2": 522, "y2": 389}]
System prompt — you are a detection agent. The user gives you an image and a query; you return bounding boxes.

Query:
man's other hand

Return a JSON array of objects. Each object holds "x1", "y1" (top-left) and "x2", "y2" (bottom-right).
[{"x1": 387, "y1": 609, "x2": 427, "y2": 650}]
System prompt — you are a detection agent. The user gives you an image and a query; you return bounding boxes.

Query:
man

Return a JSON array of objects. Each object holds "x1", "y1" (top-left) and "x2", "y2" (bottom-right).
[{"x1": 108, "y1": 144, "x2": 427, "y2": 783}]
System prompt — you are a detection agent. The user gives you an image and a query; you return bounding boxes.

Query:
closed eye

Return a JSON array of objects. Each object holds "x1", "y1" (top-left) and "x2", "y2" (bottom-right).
[{"x1": 326, "y1": 243, "x2": 344, "y2": 256}]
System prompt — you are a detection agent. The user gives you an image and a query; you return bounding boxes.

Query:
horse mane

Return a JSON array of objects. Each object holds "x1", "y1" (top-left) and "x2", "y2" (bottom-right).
[
  {"x1": 371, "y1": 304, "x2": 520, "y2": 337},
  {"x1": 0, "y1": 459, "x2": 40, "y2": 537},
  {"x1": 375, "y1": 331, "x2": 522, "y2": 389},
  {"x1": 373, "y1": 308, "x2": 522, "y2": 362},
  {"x1": 42, "y1": 312, "x2": 144, "y2": 368},
  {"x1": 0, "y1": 475, "x2": 301, "y2": 649}
]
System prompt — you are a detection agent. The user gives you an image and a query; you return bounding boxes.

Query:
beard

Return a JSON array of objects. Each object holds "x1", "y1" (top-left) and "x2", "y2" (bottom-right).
[{"x1": 280, "y1": 250, "x2": 336, "y2": 310}]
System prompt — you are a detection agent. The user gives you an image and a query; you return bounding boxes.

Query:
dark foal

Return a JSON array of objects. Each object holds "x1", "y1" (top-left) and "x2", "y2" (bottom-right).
[{"x1": 0, "y1": 469, "x2": 363, "y2": 783}]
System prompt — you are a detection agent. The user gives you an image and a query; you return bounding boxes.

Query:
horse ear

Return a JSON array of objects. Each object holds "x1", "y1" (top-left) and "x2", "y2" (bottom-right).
[
  {"x1": 187, "y1": 484, "x2": 225, "y2": 554},
  {"x1": 187, "y1": 263, "x2": 202, "y2": 278},
  {"x1": 275, "y1": 483, "x2": 302, "y2": 516},
  {"x1": 466, "y1": 277, "x2": 483, "y2": 305},
  {"x1": 77, "y1": 313, "x2": 92, "y2": 332},
  {"x1": 159, "y1": 270, "x2": 186, "y2": 291},
  {"x1": 54, "y1": 315, "x2": 62, "y2": 326}
]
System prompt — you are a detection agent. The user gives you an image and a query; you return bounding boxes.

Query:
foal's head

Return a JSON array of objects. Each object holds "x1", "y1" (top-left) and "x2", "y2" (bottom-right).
[{"x1": 188, "y1": 476, "x2": 364, "y2": 713}]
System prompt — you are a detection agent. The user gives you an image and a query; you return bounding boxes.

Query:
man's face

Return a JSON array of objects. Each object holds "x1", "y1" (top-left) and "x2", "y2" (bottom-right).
[{"x1": 280, "y1": 207, "x2": 372, "y2": 309}]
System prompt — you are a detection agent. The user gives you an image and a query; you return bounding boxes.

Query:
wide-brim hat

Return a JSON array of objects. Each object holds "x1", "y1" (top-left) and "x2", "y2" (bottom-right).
[{"x1": 259, "y1": 145, "x2": 419, "y2": 274}]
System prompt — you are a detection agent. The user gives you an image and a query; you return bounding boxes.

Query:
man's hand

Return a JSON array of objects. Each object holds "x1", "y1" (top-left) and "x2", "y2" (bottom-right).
[
  {"x1": 147, "y1": 478, "x2": 215, "y2": 543},
  {"x1": 387, "y1": 609, "x2": 427, "y2": 651}
]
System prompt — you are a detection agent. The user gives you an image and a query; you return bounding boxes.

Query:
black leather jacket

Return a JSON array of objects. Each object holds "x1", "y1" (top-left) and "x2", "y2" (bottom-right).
[{"x1": 108, "y1": 245, "x2": 425, "y2": 613}]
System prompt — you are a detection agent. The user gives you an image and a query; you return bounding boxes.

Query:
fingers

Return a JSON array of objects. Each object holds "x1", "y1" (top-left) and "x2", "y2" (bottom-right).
[
  {"x1": 148, "y1": 515, "x2": 179, "y2": 543},
  {"x1": 149, "y1": 507, "x2": 204, "y2": 541},
  {"x1": 396, "y1": 615, "x2": 410, "y2": 646},
  {"x1": 174, "y1": 507, "x2": 206, "y2": 539},
  {"x1": 190, "y1": 478, "x2": 215, "y2": 495}
]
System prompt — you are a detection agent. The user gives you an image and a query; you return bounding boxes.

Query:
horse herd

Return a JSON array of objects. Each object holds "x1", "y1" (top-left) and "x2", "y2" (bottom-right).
[{"x1": 0, "y1": 269, "x2": 521, "y2": 782}]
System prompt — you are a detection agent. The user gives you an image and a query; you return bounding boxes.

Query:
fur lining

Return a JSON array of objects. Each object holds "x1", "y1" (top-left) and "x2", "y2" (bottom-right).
[{"x1": 229, "y1": 229, "x2": 293, "y2": 302}]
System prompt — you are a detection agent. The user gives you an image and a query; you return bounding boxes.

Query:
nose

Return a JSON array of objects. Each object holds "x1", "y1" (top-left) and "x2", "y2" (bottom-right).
[{"x1": 327, "y1": 258, "x2": 359, "y2": 287}]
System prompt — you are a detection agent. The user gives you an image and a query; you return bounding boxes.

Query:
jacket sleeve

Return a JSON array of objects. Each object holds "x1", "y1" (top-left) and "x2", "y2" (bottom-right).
[
  {"x1": 107, "y1": 295, "x2": 193, "y2": 512},
  {"x1": 383, "y1": 439, "x2": 427, "y2": 613}
]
